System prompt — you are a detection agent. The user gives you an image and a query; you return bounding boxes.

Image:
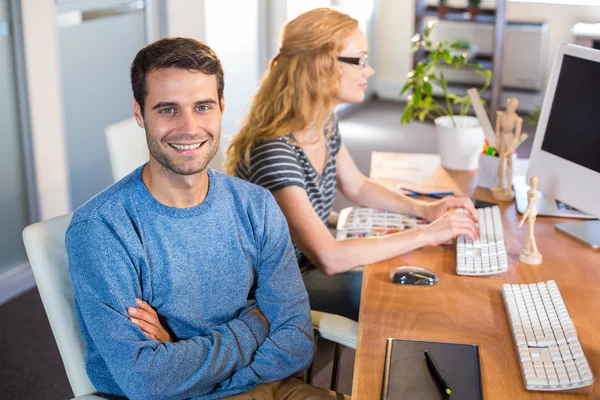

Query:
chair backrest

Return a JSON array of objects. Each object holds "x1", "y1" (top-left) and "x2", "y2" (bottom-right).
[
  {"x1": 104, "y1": 117, "x2": 227, "y2": 183},
  {"x1": 104, "y1": 117, "x2": 149, "y2": 182},
  {"x1": 22, "y1": 214, "x2": 97, "y2": 397}
]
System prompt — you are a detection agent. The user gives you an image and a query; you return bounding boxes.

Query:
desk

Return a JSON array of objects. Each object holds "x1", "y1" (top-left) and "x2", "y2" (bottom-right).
[{"x1": 352, "y1": 153, "x2": 600, "y2": 399}]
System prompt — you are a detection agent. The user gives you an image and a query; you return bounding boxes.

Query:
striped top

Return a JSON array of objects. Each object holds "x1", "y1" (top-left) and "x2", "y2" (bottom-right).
[{"x1": 236, "y1": 118, "x2": 342, "y2": 268}]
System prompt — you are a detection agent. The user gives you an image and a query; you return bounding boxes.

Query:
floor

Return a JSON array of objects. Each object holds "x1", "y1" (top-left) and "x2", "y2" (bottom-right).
[{"x1": 0, "y1": 99, "x2": 535, "y2": 399}]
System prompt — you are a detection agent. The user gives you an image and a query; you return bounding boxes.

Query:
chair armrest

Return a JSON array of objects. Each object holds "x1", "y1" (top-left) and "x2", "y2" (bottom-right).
[
  {"x1": 311, "y1": 310, "x2": 357, "y2": 349},
  {"x1": 71, "y1": 395, "x2": 109, "y2": 400}
]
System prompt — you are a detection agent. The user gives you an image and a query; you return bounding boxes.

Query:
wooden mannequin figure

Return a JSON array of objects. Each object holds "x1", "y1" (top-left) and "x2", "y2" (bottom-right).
[
  {"x1": 491, "y1": 98, "x2": 526, "y2": 201},
  {"x1": 518, "y1": 176, "x2": 543, "y2": 265}
]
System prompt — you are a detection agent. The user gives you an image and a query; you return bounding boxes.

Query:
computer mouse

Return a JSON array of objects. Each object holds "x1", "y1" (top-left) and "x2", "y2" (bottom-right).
[{"x1": 390, "y1": 266, "x2": 438, "y2": 286}]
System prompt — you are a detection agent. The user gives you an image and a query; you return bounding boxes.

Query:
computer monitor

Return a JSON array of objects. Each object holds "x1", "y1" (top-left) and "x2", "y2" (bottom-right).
[{"x1": 528, "y1": 43, "x2": 600, "y2": 247}]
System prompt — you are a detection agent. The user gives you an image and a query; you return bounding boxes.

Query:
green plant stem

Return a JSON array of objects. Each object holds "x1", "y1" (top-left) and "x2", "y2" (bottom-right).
[{"x1": 440, "y1": 73, "x2": 456, "y2": 127}]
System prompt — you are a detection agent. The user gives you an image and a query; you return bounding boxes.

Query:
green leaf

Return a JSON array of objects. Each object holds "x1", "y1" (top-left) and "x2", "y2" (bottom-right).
[
  {"x1": 414, "y1": 87, "x2": 422, "y2": 107},
  {"x1": 423, "y1": 82, "x2": 433, "y2": 96},
  {"x1": 400, "y1": 106, "x2": 413, "y2": 125},
  {"x1": 418, "y1": 110, "x2": 429, "y2": 121},
  {"x1": 400, "y1": 81, "x2": 412, "y2": 95},
  {"x1": 447, "y1": 93, "x2": 459, "y2": 104},
  {"x1": 415, "y1": 63, "x2": 424, "y2": 76},
  {"x1": 462, "y1": 95, "x2": 471, "y2": 103},
  {"x1": 442, "y1": 50, "x2": 452, "y2": 64}
]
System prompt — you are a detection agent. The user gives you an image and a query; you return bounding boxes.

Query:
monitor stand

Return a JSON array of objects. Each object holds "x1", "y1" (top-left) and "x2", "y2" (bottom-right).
[{"x1": 556, "y1": 220, "x2": 600, "y2": 249}]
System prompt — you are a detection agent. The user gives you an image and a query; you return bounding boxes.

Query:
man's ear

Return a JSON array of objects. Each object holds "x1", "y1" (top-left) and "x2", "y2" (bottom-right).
[
  {"x1": 133, "y1": 99, "x2": 145, "y2": 128},
  {"x1": 220, "y1": 96, "x2": 225, "y2": 114}
]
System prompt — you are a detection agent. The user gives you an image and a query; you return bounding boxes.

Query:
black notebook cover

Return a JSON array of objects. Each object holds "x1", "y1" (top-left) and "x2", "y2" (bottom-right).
[{"x1": 381, "y1": 339, "x2": 483, "y2": 400}]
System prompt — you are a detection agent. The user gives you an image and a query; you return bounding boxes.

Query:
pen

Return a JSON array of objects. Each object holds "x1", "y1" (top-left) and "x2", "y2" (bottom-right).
[
  {"x1": 424, "y1": 350, "x2": 452, "y2": 396},
  {"x1": 400, "y1": 187, "x2": 454, "y2": 199}
]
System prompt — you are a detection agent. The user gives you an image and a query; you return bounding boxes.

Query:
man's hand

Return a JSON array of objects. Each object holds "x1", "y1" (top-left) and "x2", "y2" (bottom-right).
[
  {"x1": 128, "y1": 299, "x2": 172, "y2": 343},
  {"x1": 249, "y1": 307, "x2": 270, "y2": 332},
  {"x1": 420, "y1": 208, "x2": 479, "y2": 246},
  {"x1": 419, "y1": 196, "x2": 478, "y2": 223}
]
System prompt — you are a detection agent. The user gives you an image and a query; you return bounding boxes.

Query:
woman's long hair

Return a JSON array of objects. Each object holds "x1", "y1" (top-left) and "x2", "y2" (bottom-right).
[{"x1": 225, "y1": 8, "x2": 358, "y2": 175}]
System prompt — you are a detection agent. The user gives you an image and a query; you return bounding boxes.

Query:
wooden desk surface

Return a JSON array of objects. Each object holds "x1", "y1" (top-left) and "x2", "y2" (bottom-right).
[{"x1": 352, "y1": 153, "x2": 600, "y2": 399}]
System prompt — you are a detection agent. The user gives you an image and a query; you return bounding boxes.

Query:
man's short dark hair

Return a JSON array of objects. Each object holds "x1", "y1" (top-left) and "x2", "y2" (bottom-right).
[{"x1": 131, "y1": 37, "x2": 225, "y2": 115}]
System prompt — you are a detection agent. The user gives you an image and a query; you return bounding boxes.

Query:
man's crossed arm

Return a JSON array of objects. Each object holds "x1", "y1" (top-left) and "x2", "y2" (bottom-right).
[{"x1": 66, "y1": 194, "x2": 313, "y2": 400}]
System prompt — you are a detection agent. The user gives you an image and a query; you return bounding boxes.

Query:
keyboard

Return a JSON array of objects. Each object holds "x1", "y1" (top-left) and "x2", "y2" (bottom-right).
[
  {"x1": 456, "y1": 205, "x2": 508, "y2": 276},
  {"x1": 503, "y1": 281, "x2": 594, "y2": 392}
]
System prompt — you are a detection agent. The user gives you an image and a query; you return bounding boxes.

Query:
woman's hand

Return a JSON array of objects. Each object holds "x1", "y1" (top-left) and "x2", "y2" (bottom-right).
[
  {"x1": 418, "y1": 196, "x2": 478, "y2": 223},
  {"x1": 128, "y1": 299, "x2": 172, "y2": 343},
  {"x1": 420, "y1": 208, "x2": 479, "y2": 246}
]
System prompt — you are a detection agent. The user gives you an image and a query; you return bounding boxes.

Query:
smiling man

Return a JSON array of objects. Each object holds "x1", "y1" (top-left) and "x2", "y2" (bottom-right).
[{"x1": 66, "y1": 38, "x2": 346, "y2": 400}]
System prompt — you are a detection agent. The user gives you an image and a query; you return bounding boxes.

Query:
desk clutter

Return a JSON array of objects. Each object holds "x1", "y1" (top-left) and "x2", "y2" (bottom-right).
[
  {"x1": 335, "y1": 206, "x2": 427, "y2": 240},
  {"x1": 469, "y1": 89, "x2": 528, "y2": 200},
  {"x1": 359, "y1": 151, "x2": 600, "y2": 398}
]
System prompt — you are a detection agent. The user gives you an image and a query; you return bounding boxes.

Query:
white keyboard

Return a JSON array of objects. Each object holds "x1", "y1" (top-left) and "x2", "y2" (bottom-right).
[
  {"x1": 456, "y1": 206, "x2": 508, "y2": 276},
  {"x1": 503, "y1": 281, "x2": 594, "y2": 392}
]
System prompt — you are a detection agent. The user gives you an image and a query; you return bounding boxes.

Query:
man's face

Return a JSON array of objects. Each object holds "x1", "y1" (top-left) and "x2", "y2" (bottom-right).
[{"x1": 134, "y1": 68, "x2": 224, "y2": 176}]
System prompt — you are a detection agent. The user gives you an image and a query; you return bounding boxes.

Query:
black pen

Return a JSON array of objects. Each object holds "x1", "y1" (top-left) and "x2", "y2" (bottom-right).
[
  {"x1": 425, "y1": 350, "x2": 452, "y2": 396},
  {"x1": 400, "y1": 187, "x2": 454, "y2": 199}
]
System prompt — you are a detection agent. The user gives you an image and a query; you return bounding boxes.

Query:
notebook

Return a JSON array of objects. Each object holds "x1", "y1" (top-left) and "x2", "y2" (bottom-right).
[
  {"x1": 382, "y1": 339, "x2": 483, "y2": 400},
  {"x1": 335, "y1": 207, "x2": 427, "y2": 240}
]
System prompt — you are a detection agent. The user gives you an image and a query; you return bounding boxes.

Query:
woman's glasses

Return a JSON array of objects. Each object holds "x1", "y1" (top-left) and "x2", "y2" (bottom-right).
[{"x1": 337, "y1": 55, "x2": 368, "y2": 68}]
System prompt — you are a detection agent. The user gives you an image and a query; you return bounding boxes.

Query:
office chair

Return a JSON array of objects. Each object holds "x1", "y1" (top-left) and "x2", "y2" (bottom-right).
[
  {"x1": 22, "y1": 213, "x2": 106, "y2": 400},
  {"x1": 104, "y1": 117, "x2": 148, "y2": 182}
]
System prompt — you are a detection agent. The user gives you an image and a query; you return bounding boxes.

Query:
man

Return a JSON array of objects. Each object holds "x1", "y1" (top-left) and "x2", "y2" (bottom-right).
[{"x1": 66, "y1": 37, "x2": 347, "y2": 399}]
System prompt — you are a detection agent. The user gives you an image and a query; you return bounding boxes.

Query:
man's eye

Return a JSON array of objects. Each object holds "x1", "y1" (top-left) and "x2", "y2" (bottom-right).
[
  {"x1": 196, "y1": 105, "x2": 210, "y2": 112},
  {"x1": 159, "y1": 108, "x2": 175, "y2": 114}
]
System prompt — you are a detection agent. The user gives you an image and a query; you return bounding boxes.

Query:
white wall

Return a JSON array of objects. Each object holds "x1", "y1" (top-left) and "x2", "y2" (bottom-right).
[
  {"x1": 165, "y1": 0, "x2": 205, "y2": 40},
  {"x1": 202, "y1": 0, "x2": 261, "y2": 169},
  {"x1": 375, "y1": 0, "x2": 415, "y2": 100},
  {"x1": 506, "y1": 2, "x2": 600, "y2": 86},
  {"x1": 21, "y1": 0, "x2": 71, "y2": 220},
  {"x1": 375, "y1": 0, "x2": 600, "y2": 101}
]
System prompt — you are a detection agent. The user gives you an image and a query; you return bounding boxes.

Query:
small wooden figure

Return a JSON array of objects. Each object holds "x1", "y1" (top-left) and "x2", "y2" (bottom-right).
[
  {"x1": 518, "y1": 176, "x2": 542, "y2": 265},
  {"x1": 491, "y1": 98, "x2": 527, "y2": 201}
]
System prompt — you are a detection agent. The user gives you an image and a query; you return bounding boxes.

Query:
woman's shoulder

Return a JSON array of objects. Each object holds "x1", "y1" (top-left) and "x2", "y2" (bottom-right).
[
  {"x1": 254, "y1": 134, "x2": 294, "y2": 150},
  {"x1": 249, "y1": 135, "x2": 299, "y2": 162}
]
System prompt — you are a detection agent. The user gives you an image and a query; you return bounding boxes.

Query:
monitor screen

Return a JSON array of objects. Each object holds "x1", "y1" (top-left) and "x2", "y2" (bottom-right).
[{"x1": 541, "y1": 55, "x2": 600, "y2": 174}]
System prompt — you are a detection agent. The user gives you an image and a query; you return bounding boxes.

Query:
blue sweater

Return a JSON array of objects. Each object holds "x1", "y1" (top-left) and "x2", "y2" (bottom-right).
[{"x1": 66, "y1": 167, "x2": 314, "y2": 400}]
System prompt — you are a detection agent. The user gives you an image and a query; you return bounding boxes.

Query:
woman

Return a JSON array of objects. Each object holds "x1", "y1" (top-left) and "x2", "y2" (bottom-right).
[{"x1": 226, "y1": 8, "x2": 478, "y2": 321}]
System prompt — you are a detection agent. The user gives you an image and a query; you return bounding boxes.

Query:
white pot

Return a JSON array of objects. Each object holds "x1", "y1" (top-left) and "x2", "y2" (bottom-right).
[{"x1": 434, "y1": 115, "x2": 484, "y2": 171}]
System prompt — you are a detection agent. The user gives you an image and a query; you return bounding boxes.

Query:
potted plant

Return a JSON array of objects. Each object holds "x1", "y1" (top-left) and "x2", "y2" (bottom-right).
[
  {"x1": 438, "y1": 0, "x2": 449, "y2": 18},
  {"x1": 400, "y1": 20, "x2": 492, "y2": 171},
  {"x1": 468, "y1": 0, "x2": 483, "y2": 20}
]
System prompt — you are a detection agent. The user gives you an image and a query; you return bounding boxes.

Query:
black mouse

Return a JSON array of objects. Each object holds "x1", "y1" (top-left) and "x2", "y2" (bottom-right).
[{"x1": 390, "y1": 266, "x2": 438, "y2": 286}]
